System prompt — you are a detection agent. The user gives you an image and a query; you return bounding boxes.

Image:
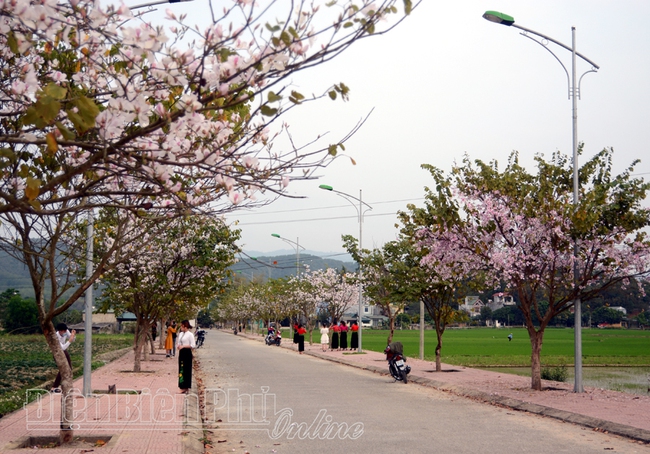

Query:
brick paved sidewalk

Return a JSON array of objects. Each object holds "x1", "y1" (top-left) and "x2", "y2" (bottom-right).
[{"x1": 0, "y1": 348, "x2": 203, "y2": 453}]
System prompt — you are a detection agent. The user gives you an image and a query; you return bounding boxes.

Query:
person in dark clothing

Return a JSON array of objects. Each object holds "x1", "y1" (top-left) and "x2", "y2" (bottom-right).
[
  {"x1": 350, "y1": 321, "x2": 359, "y2": 350},
  {"x1": 339, "y1": 320, "x2": 348, "y2": 350},
  {"x1": 51, "y1": 323, "x2": 76, "y2": 392},
  {"x1": 176, "y1": 320, "x2": 196, "y2": 394},
  {"x1": 297, "y1": 324, "x2": 307, "y2": 354}
]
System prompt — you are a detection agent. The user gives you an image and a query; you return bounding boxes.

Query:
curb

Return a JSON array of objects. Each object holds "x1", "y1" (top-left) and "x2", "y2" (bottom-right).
[{"x1": 233, "y1": 331, "x2": 650, "y2": 444}]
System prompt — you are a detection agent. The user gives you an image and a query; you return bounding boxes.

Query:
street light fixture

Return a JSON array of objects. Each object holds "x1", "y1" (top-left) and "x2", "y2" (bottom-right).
[
  {"x1": 271, "y1": 234, "x2": 305, "y2": 278},
  {"x1": 483, "y1": 10, "x2": 599, "y2": 393},
  {"x1": 319, "y1": 184, "x2": 373, "y2": 353}
]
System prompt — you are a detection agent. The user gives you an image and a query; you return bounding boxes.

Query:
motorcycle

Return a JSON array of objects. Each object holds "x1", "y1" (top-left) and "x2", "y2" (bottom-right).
[
  {"x1": 195, "y1": 329, "x2": 206, "y2": 348},
  {"x1": 265, "y1": 330, "x2": 282, "y2": 346},
  {"x1": 384, "y1": 342, "x2": 411, "y2": 384}
]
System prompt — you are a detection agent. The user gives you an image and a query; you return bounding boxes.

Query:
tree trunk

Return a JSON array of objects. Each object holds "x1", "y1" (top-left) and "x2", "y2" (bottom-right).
[
  {"x1": 158, "y1": 320, "x2": 165, "y2": 349},
  {"x1": 42, "y1": 327, "x2": 74, "y2": 444},
  {"x1": 435, "y1": 327, "x2": 443, "y2": 372},
  {"x1": 387, "y1": 315, "x2": 395, "y2": 345},
  {"x1": 133, "y1": 327, "x2": 146, "y2": 372},
  {"x1": 529, "y1": 329, "x2": 544, "y2": 390}
]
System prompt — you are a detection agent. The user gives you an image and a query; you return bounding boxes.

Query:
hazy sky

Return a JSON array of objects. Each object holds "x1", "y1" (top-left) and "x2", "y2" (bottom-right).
[{"x1": 125, "y1": 1, "x2": 650, "y2": 257}]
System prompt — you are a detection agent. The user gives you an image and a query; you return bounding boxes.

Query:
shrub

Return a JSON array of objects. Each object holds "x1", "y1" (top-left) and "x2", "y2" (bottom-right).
[{"x1": 541, "y1": 365, "x2": 568, "y2": 382}]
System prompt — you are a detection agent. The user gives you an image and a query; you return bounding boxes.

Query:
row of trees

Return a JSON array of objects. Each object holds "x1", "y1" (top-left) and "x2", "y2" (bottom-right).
[
  {"x1": 0, "y1": 0, "x2": 417, "y2": 442},
  {"x1": 215, "y1": 267, "x2": 359, "y2": 344},
  {"x1": 342, "y1": 148, "x2": 650, "y2": 390}
]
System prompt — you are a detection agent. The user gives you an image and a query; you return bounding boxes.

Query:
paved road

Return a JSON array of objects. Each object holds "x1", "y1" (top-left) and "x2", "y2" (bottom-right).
[{"x1": 196, "y1": 331, "x2": 646, "y2": 454}]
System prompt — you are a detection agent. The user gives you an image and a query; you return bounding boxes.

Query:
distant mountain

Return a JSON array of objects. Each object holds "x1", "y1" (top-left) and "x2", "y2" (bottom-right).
[
  {"x1": 243, "y1": 249, "x2": 354, "y2": 263},
  {"x1": 0, "y1": 250, "x2": 34, "y2": 298},
  {"x1": 0, "y1": 250, "x2": 359, "y2": 298},
  {"x1": 232, "y1": 253, "x2": 358, "y2": 281}
]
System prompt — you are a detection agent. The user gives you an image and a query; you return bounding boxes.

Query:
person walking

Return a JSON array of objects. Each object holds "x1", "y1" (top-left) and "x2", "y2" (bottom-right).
[
  {"x1": 51, "y1": 323, "x2": 76, "y2": 392},
  {"x1": 176, "y1": 320, "x2": 196, "y2": 393},
  {"x1": 508, "y1": 333, "x2": 513, "y2": 342},
  {"x1": 297, "y1": 324, "x2": 307, "y2": 354},
  {"x1": 319, "y1": 323, "x2": 330, "y2": 352},
  {"x1": 331, "y1": 321, "x2": 340, "y2": 351},
  {"x1": 350, "y1": 321, "x2": 359, "y2": 350},
  {"x1": 165, "y1": 321, "x2": 176, "y2": 358},
  {"x1": 339, "y1": 320, "x2": 348, "y2": 350}
]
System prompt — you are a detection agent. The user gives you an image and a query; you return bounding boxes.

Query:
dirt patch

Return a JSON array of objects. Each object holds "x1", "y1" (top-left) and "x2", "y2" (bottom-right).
[{"x1": 6, "y1": 435, "x2": 115, "y2": 450}]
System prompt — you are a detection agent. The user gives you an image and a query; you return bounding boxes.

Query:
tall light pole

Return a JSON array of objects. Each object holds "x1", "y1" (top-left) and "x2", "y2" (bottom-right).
[
  {"x1": 83, "y1": 210, "x2": 93, "y2": 396},
  {"x1": 483, "y1": 10, "x2": 599, "y2": 393},
  {"x1": 319, "y1": 184, "x2": 373, "y2": 353},
  {"x1": 271, "y1": 234, "x2": 305, "y2": 278}
]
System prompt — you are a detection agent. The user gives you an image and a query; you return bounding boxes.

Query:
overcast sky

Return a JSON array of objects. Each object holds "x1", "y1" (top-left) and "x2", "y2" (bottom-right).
[{"x1": 125, "y1": 0, "x2": 650, "y2": 258}]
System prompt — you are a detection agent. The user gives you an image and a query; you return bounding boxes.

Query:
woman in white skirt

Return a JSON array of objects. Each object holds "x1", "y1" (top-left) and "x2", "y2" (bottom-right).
[{"x1": 320, "y1": 323, "x2": 330, "y2": 352}]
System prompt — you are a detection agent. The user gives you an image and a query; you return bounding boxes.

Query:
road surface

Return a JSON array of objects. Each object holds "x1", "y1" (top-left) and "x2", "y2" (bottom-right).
[{"x1": 196, "y1": 330, "x2": 647, "y2": 453}]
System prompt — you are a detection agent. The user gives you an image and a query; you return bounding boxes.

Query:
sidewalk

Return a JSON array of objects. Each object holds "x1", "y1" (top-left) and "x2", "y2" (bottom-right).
[
  {"x1": 239, "y1": 330, "x2": 650, "y2": 445},
  {"x1": 0, "y1": 348, "x2": 203, "y2": 453}
]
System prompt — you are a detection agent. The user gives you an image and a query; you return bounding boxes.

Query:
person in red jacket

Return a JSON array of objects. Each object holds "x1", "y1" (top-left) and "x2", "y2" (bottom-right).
[
  {"x1": 331, "y1": 322, "x2": 340, "y2": 351},
  {"x1": 297, "y1": 324, "x2": 307, "y2": 354},
  {"x1": 339, "y1": 320, "x2": 349, "y2": 350},
  {"x1": 350, "y1": 321, "x2": 359, "y2": 350}
]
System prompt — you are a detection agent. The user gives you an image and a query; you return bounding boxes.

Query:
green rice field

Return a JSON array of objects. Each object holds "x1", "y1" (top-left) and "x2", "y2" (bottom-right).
[
  {"x1": 0, "y1": 334, "x2": 132, "y2": 416},
  {"x1": 346, "y1": 327, "x2": 650, "y2": 367}
]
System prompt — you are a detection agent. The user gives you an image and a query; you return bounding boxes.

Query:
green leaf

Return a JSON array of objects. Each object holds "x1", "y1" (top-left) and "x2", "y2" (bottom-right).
[
  {"x1": 280, "y1": 31, "x2": 291, "y2": 46},
  {"x1": 25, "y1": 177, "x2": 41, "y2": 200},
  {"x1": 265, "y1": 23, "x2": 281, "y2": 32},
  {"x1": 260, "y1": 105, "x2": 278, "y2": 117},
  {"x1": 68, "y1": 95, "x2": 100, "y2": 133},
  {"x1": 0, "y1": 148, "x2": 16, "y2": 160},
  {"x1": 44, "y1": 83, "x2": 67, "y2": 100},
  {"x1": 343, "y1": 22, "x2": 354, "y2": 28},
  {"x1": 403, "y1": 0, "x2": 413, "y2": 15},
  {"x1": 328, "y1": 144, "x2": 338, "y2": 156},
  {"x1": 55, "y1": 121, "x2": 76, "y2": 140},
  {"x1": 328, "y1": 90, "x2": 337, "y2": 100},
  {"x1": 7, "y1": 31, "x2": 18, "y2": 55},
  {"x1": 289, "y1": 90, "x2": 305, "y2": 104},
  {"x1": 267, "y1": 91, "x2": 282, "y2": 103},
  {"x1": 75, "y1": 95, "x2": 100, "y2": 119}
]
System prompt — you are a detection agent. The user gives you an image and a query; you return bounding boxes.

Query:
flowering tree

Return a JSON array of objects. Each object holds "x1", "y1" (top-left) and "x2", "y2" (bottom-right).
[
  {"x1": 416, "y1": 149, "x2": 650, "y2": 390},
  {"x1": 98, "y1": 213, "x2": 239, "y2": 371},
  {"x1": 396, "y1": 170, "x2": 482, "y2": 370},
  {"x1": 342, "y1": 235, "x2": 413, "y2": 345},
  {"x1": 301, "y1": 267, "x2": 358, "y2": 327},
  {"x1": 285, "y1": 273, "x2": 320, "y2": 343},
  {"x1": 0, "y1": 0, "x2": 416, "y2": 441},
  {"x1": 0, "y1": 0, "x2": 415, "y2": 216}
]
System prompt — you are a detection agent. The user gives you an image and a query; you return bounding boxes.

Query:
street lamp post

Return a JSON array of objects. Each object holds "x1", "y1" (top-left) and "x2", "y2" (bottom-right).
[
  {"x1": 271, "y1": 234, "x2": 305, "y2": 278},
  {"x1": 82, "y1": 210, "x2": 93, "y2": 396},
  {"x1": 483, "y1": 10, "x2": 599, "y2": 393},
  {"x1": 319, "y1": 184, "x2": 373, "y2": 353}
]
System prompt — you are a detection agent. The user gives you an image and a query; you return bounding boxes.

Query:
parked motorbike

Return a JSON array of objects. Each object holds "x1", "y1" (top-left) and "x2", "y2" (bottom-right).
[
  {"x1": 195, "y1": 329, "x2": 206, "y2": 348},
  {"x1": 265, "y1": 330, "x2": 281, "y2": 346},
  {"x1": 384, "y1": 342, "x2": 411, "y2": 384}
]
